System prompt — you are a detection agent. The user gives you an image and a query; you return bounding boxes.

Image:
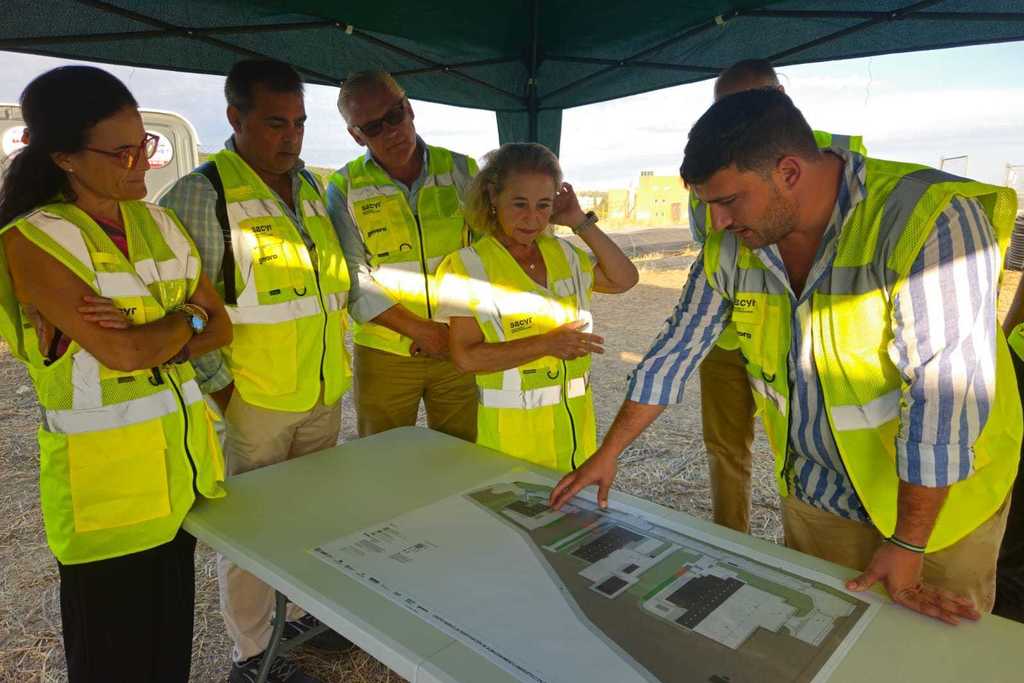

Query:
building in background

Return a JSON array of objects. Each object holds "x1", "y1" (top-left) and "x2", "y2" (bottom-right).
[
  {"x1": 606, "y1": 188, "x2": 632, "y2": 226},
  {"x1": 579, "y1": 190, "x2": 609, "y2": 219},
  {"x1": 580, "y1": 172, "x2": 689, "y2": 229},
  {"x1": 634, "y1": 171, "x2": 687, "y2": 226}
]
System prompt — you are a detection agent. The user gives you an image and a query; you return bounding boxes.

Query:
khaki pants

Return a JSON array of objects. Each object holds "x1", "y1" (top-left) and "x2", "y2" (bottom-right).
[
  {"x1": 782, "y1": 494, "x2": 1012, "y2": 612},
  {"x1": 217, "y1": 387, "x2": 342, "y2": 662},
  {"x1": 698, "y1": 344, "x2": 756, "y2": 532},
  {"x1": 353, "y1": 344, "x2": 477, "y2": 441}
]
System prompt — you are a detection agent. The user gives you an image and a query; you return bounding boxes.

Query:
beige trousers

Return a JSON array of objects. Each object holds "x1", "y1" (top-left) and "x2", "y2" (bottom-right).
[
  {"x1": 353, "y1": 344, "x2": 477, "y2": 440},
  {"x1": 698, "y1": 344, "x2": 756, "y2": 532},
  {"x1": 782, "y1": 494, "x2": 1012, "y2": 612},
  {"x1": 216, "y1": 387, "x2": 342, "y2": 662}
]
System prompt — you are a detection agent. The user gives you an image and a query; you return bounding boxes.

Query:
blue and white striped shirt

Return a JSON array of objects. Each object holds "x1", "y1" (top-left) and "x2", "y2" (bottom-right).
[{"x1": 627, "y1": 149, "x2": 1001, "y2": 520}]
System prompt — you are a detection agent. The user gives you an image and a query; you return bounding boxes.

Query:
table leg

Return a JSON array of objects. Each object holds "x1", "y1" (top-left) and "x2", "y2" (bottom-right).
[{"x1": 256, "y1": 590, "x2": 290, "y2": 683}]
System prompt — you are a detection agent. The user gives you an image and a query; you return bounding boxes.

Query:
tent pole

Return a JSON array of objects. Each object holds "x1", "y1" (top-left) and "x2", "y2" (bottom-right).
[{"x1": 527, "y1": 0, "x2": 540, "y2": 142}]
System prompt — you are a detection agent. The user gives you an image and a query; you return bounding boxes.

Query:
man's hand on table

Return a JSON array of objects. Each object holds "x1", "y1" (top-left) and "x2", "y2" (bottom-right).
[
  {"x1": 548, "y1": 447, "x2": 619, "y2": 510},
  {"x1": 847, "y1": 542, "x2": 980, "y2": 625}
]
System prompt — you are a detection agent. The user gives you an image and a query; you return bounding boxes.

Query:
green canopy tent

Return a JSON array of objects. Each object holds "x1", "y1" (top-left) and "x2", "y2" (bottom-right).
[{"x1": 2, "y1": 1, "x2": 1023, "y2": 154}]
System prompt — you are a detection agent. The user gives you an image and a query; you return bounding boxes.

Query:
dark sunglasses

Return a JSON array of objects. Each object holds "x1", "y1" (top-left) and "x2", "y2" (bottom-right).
[
  {"x1": 353, "y1": 101, "x2": 408, "y2": 138},
  {"x1": 84, "y1": 132, "x2": 160, "y2": 170}
]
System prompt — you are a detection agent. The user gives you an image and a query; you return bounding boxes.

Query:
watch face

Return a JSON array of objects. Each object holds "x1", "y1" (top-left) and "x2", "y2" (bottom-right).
[{"x1": 189, "y1": 314, "x2": 205, "y2": 333}]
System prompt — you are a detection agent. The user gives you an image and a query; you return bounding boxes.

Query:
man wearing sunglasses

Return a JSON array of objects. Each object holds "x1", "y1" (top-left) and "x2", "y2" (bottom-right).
[
  {"x1": 161, "y1": 59, "x2": 351, "y2": 683},
  {"x1": 326, "y1": 71, "x2": 479, "y2": 441}
]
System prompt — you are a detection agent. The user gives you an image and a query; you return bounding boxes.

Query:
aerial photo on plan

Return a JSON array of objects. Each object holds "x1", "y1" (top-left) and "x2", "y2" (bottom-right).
[
  {"x1": 468, "y1": 481, "x2": 872, "y2": 682},
  {"x1": 313, "y1": 476, "x2": 876, "y2": 683}
]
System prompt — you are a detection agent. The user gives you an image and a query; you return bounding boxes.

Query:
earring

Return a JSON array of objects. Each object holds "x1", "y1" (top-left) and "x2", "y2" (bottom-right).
[{"x1": 489, "y1": 204, "x2": 496, "y2": 216}]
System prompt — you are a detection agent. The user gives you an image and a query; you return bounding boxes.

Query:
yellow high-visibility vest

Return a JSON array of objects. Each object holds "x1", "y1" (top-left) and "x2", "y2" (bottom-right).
[
  {"x1": 0, "y1": 201, "x2": 225, "y2": 564},
  {"x1": 704, "y1": 157, "x2": 1021, "y2": 551},
  {"x1": 1008, "y1": 322, "x2": 1024, "y2": 361},
  {"x1": 210, "y1": 150, "x2": 351, "y2": 412},
  {"x1": 329, "y1": 146, "x2": 477, "y2": 356},
  {"x1": 437, "y1": 234, "x2": 596, "y2": 471}
]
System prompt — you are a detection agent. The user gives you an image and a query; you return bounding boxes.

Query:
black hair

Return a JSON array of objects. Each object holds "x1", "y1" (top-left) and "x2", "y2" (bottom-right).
[
  {"x1": 0, "y1": 66, "x2": 137, "y2": 226},
  {"x1": 680, "y1": 88, "x2": 819, "y2": 186},
  {"x1": 225, "y1": 59, "x2": 304, "y2": 112}
]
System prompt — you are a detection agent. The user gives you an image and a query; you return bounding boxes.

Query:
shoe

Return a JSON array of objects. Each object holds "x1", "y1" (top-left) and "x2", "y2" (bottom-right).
[
  {"x1": 283, "y1": 614, "x2": 355, "y2": 652},
  {"x1": 228, "y1": 652, "x2": 323, "y2": 683}
]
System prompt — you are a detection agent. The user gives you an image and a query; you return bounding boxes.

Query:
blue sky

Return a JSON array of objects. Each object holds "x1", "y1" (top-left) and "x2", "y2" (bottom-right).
[{"x1": 1, "y1": 41, "x2": 1022, "y2": 189}]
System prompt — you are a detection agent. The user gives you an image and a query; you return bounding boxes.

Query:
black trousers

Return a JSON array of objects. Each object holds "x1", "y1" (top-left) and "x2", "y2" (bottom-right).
[
  {"x1": 995, "y1": 353, "x2": 1024, "y2": 622},
  {"x1": 58, "y1": 527, "x2": 197, "y2": 683}
]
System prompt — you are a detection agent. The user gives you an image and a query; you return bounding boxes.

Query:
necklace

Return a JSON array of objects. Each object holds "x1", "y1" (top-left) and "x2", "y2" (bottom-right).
[{"x1": 499, "y1": 236, "x2": 540, "y2": 272}]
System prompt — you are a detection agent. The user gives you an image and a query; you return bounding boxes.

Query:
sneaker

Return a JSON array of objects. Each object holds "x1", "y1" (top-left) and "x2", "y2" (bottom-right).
[
  {"x1": 228, "y1": 652, "x2": 322, "y2": 683},
  {"x1": 283, "y1": 614, "x2": 355, "y2": 652}
]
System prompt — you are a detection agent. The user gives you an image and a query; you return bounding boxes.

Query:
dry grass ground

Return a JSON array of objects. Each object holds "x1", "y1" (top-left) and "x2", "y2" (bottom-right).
[{"x1": 1, "y1": 244, "x2": 1020, "y2": 682}]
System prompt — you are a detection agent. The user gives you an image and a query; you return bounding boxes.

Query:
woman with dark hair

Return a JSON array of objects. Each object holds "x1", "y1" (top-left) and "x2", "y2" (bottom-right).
[
  {"x1": 436, "y1": 143, "x2": 638, "y2": 472},
  {"x1": 0, "y1": 66, "x2": 231, "y2": 681}
]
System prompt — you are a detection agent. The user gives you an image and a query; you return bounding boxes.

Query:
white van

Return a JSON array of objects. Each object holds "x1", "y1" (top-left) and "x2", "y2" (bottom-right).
[{"x1": 0, "y1": 105, "x2": 200, "y2": 202}]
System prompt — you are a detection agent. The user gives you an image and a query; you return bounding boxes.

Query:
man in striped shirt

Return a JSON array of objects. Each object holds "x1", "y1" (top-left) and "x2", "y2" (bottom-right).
[
  {"x1": 690, "y1": 59, "x2": 867, "y2": 535},
  {"x1": 551, "y1": 89, "x2": 1019, "y2": 624}
]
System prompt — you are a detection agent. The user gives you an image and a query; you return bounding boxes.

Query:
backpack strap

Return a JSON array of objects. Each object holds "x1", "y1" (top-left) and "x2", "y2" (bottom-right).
[
  {"x1": 196, "y1": 162, "x2": 237, "y2": 305},
  {"x1": 298, "y1": 168, "x2": 322, "y2": 196}
]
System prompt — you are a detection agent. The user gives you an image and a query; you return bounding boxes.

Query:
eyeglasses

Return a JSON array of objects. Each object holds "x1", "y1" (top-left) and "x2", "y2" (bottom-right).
[
  {"x1": 353, "y1": 101, "x2": 408, "y2": 138},
  {"x1": 84, "y1": 132, "x2": 160, "y2": 170}
]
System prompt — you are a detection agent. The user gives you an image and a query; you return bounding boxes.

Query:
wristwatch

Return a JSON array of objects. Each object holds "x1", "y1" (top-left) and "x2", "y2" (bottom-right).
[
  {"x1": 571, "y1": 210, "x2": 599, "y2": 235},
  {"x1": 175, "y1": 303, "x2": 208, "y2": 335},
  {"x1": 185, "y1": 311, "x2": 206, "y2": 335}
]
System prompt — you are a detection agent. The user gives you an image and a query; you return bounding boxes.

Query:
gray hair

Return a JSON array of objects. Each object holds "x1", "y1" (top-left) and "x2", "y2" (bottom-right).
[{"x1": 337, "y1": 70, "x2": 406, "y2": 122}]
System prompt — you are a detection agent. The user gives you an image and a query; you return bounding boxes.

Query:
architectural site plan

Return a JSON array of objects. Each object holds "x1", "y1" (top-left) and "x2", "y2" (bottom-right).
[{"x1": 313, "y1": 475, "x2": 877, "y2": 683}]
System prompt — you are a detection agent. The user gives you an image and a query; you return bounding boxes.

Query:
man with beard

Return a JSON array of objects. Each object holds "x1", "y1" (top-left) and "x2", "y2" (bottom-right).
[
  {"x1": 690, "y1": 59, "x2": 866, "y2": 535},
  {"x1": 551, "y1": 88, "x2": 1021, "y2": 626}
]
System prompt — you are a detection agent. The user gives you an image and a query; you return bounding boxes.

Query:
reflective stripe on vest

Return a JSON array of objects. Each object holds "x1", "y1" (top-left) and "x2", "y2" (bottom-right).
[
  {"x1": 227, "y1": 291, "x2": 349, "y2": 325},
  {"x1": 46, "y1": 377, "x2": 203, "y2": 434},
  {"x1": 480, "y1": 372, "x2": 590, "y2": 409},
  {"x1": 829, "y1": 389, "x2": 900, "y2": 432}
]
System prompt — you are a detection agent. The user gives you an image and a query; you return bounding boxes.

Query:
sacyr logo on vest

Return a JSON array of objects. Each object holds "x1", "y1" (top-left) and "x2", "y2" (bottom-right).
[
  {"x1": 361, "y1": 200, "x2": 383, "y2": 214},
  {"x1": 367, "y1": 227, "x2": 388, "y2": 238},
  {"x1": 259, "y1": 254, "x2": 279, "y2": 265},
  {"x1": 734, "y1": 297, "x2": 758, "y2": 310},
  {"x1": 251, "y1": 224, "x2": 273, "y2": 234},
  {"x1": 510, "y1": 317, "x2": 533, "y2": 332},
  {"x1": 119, "y1": 306, "x2": 137, "y2": 318}
]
